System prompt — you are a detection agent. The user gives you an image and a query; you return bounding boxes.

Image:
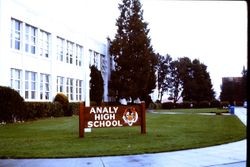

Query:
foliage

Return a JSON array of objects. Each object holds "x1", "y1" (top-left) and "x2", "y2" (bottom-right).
[
  {"x1": 24, "y1": 102, "x2": 53, "y2": 119},
  {"x1": 197, "y1": 101, "x2": 210, "y2": 108},
  {"x1": 220, "y1": 66, "x2": 247, "y2": 104},
  {"x1": 155, "y1": 54, "x2": 172, "y2": 102},
  {"x1": 168, "y1": 60, "x2": 183, "y2": 103},
  {"x1": 162, "y1": 102, "x2": 175, "y2": 109},
  {"x1": 109, "y1": 0, "x2": 157, "y2": 102},
  {"x1": 168, "y1": 57, "x2": 215, "y2": 104},
  {"x1": 53, "y1": 93, "x2": 70, "y2": 116},
  {"x1": 210, "y1": 100, "x2": 221, "y2": 108},
  {"x1": 90, "y1": 65, "x2": 104, "y2": 105},
  {"x1": 0, "y1": 86, "x2": 25, "y2": 122}
]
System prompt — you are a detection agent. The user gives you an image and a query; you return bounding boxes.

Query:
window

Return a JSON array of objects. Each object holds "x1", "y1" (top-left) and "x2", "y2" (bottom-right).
[
  {"x1": 57, "y1": 76, "x2": 64, "y2": 92},
  {"x1": 57, "y1": 37, "x2": 64, "y2": 61},
  {"x1": 66, "y1": 78, "x2": 74, "y2": 100},
  {"x1": 10, "y1": 68, "x2": 22, "y2": 94},
  {"x1": 11, "y1": 19, "x2": 22, "y2": 50},
  {"x1": 40, "y1": 30, "x2": 50, "y2": 58},
  {"x1": 25, "y1": 24, "x2": 37, "y2": 54},
  {"x1": 66, "y1": 41, "x2": 73, "y2": 64},
  {"x1": 76, "y1": 44, "x2": 83, "y2": 66},
  {"x1": 25, "y1": 71, "x2": 37, "y2": 99},
  {"x1": 40, "y1": 73, "x2": 50, "y2": 100},
  {"x1": 75, "y1": 79, "x2": 82, "y2": 101},
  {"x1": 94, "y1": 52, "x2": 100, "y2": 69},
  {"x1": 100, "y1": 54, "x2": 106, "y2": 75}
]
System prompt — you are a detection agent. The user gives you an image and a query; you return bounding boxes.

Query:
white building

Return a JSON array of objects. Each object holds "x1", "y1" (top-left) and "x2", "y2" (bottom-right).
[{"x1": 0, "y1": 0, "x2": 111, "y2": 105}]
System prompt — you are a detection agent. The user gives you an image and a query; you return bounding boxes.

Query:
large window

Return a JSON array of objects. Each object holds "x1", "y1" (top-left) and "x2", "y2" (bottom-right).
[
  {"x1": 75, "y1": 79, "x2": 82, "y2": 101},
  {"x1": 39, "y1": 30, "x2": 50, "y2": 58},
  {"x1": 76, "y1": 44, "x2": 83, "y2": 66},
  {"x1": 25, "y1": 24, "x2": 37, "y2": 54},
  {"x1": 57, "y1": 76, "x2": 64, "y2": 92},
  {"x1": 11, "y1": 19, "x2": 22, "y2": 50},
  {"x1": 10, "y1": 68, "x2": 22, "y2": 94},
  {"x1": 66, "y1": 41, "x2": 74, "y2": 64},
  {"x1": 40, "y1": 73, "x2": 50, "y2": 100},
  {"x1": 25, "y1": 71, "x2": 37, "y2": 99},
  {"x1": 57, "y1": 37, "x2": 64, "y2": 62},
  {"x1": 66, "y1": 78, "x2": 74, "y2": 100}
]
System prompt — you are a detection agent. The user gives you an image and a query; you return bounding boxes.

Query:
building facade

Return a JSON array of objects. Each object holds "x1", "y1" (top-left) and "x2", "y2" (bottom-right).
[{"x1": 0, "y1": 0, "x2": 111, "y2": 105}]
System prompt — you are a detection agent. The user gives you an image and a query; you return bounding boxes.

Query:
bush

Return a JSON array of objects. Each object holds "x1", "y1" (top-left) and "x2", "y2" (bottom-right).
[
  {"x1": 162, "y1": 102, "x2": 174, "y2": 109},
  {"x1": 53, "y1": 93, "x2": 70, "y2": 116},
  {"x1": 0, "y1": 86, "x2": 25, "y2": 122},
  {"x1": 220, "y1": 101, "x2": 229, "y2": 108},
  {"x1": 197, "y1": 101, "x2": 210, "y2": 108},
  {"x1": 210, "y1": 100, "x2": 220, "y2": 108},
  {"x1": 69, "y1": 102, "x2": 80, "y2": 115},
  {"x1": 25, "y1": 102, "x2": 52, "y2": 119},
  {"x1": 50, "y1": 102, "x2": 64, "y2": 117}
]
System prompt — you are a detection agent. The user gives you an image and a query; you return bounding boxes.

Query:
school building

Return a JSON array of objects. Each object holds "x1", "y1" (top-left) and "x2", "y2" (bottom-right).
[{"x1": 0, "y1": 0, "x2": 112, "y2": 105}]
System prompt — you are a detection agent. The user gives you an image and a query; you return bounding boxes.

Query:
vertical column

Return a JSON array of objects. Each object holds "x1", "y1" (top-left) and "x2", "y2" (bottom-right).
[
  {"x1": 50, "y1": 34, "x2": 58, "y2": 100},
  {"x1": 83, "y1": 44, "x2": 90, "y2": 106}
]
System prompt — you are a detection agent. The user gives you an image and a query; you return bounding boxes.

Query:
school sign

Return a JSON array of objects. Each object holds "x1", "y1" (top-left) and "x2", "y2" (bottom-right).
[{"x1": 79, "y1": 102, "x2": 146, "y2": 138}]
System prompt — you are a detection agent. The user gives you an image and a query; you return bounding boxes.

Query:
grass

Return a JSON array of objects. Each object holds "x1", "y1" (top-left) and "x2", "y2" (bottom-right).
[
  {"x1": 155, "y1": 108, "x2": 229, "y2": 114},
  {"x1": 0, "y1": 112, "x2": 246, "y2": 158}
]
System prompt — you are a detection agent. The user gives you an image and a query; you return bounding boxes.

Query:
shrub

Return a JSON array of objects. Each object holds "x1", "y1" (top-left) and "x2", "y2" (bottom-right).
[
  {"x1": 51, "y1": 102, "x2": 64, "y2": 117},
  {"x1": 220, "y1": 101, "x2": 229, "y2": 108},
  {"x1": 24, "y1": 102, "x2": 52, "y2": 119},
  {"x1": 148, "y1": 102, "x2": 156, "y2": 109},
  {"x1": 0, "y1": 86, "x2": 25, "y2": 122},
  {"x1": 53, "y1": 93, "x2": 70, "y2": 116},
  {"x1": 197, "y1": 101, "x2": 210, "y2": 108},
  {"x1": 162, "y1": 102, "x2": 174, "y2": 109},
  {"x1": 69, "y1": 102, "x2": 81, "y2": 115},
  {"x1": 182, "y1": 101, "x2": 193, "y2": 108},
  {"x1": 210, "y1": 100, "x2": 220, "y2": 108}
]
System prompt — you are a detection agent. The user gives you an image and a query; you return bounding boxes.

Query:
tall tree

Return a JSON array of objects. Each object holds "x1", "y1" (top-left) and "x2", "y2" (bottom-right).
[
  {"x1": 169, "y1": 60, "x2": 184, "y2": 104},
  {"x1": 156, "y1": 53, "x2": 172, "y2": 102},
  {"x1": 169, "y1": 57, "x2": 215, "y2": 103},
  {"x1": 90, "y1": 65, "x2": 104, "y2": 105},
  {"x1": 189, "y1": 59, "x2": 215, "y2": 102},
  {"x1": 109, "y1": 0, "x2": 157, "y2": 102}
]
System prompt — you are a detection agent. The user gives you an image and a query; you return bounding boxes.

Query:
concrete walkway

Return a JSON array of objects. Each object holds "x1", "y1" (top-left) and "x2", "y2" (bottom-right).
[{"x1": 0, "y1": 107, "x2": 246, "y2": 167}]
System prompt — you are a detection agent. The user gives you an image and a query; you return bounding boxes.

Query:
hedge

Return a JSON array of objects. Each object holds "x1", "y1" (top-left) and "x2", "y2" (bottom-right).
[{"x1": 0, "y1": 86, "x2": 25, "y2": 122}]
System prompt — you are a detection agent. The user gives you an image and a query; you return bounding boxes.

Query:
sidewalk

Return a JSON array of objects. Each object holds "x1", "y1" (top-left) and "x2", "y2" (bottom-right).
[{"x1": 0, "y1": 107, "x2": 246, "y2": 167}]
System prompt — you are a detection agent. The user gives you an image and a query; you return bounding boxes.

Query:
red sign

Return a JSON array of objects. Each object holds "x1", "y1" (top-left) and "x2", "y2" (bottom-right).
[{"x1": 79, "y1": 102, "x2": 146, "y2": 138}]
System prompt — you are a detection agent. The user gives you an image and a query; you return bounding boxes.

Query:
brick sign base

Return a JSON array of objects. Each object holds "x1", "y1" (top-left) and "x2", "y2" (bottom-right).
[{"x1": 79, "y1": 102, "x2": 146, "y2": 138}]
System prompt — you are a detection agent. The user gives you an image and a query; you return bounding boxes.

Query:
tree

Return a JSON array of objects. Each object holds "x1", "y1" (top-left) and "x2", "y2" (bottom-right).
[
  {"x1": 240, "y1": 66, "x2": 247, "y2": 101},
  {"x1": 168, "y1": 60, "x2": 183, "y2": 104},
  {"x1": 220, "y1": 66, "x2": 247, "y2": 104},
  {"x1": 90, "y1": 65, "x2": 104, "y2": 105},
  {"x1": 169, "y1": 57, "x2": 215, "y2": 103},
  {"x1": 109, "y1": 0, "x2": 157, "y2": 102},
  {"x1": 189, "y1": 59, "x2": 215, "y2": 102},
  {"x1": 155, "y1": 53, "x2": 172, "y2": 102}
]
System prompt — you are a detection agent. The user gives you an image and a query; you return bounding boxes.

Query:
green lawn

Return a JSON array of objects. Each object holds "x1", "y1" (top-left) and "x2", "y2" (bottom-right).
[
  {"x1": 155, "y1": 108, "x2": 229, "y2": 113},
  {"x1": 0, "y1": 112, "x2": 246, "y2": 158}
]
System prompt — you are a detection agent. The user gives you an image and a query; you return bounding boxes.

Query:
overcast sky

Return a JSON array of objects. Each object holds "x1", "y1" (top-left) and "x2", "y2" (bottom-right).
[{"x1": 15, "y1": 0, "x2": 247, "y2": 99}]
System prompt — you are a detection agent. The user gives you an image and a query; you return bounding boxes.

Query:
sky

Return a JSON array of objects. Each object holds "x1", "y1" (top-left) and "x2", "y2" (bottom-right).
[{"x1": 15, "y1": 0, "x2": 247, "y2": 99}]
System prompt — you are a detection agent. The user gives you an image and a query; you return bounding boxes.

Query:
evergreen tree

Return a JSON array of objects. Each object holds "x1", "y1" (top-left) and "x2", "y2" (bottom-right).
[
  {"x1": 109, "y1": 0, "x2": 157, "y2": 102},
  {"x1": 90, "y1": 65, "x2": 104, "y2": 105}
]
